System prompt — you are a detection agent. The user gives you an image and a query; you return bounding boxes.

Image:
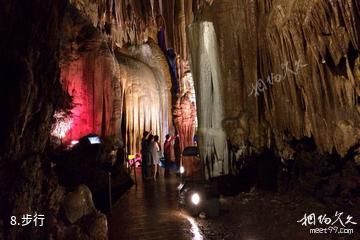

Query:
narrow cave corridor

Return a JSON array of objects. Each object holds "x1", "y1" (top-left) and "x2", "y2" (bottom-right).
[{"x1": 1, "y1": 0, "x2": 360, "y2": 239}]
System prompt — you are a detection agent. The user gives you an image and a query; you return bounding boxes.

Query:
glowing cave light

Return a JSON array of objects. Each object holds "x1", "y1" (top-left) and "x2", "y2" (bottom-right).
[
  {"x1": 51, "y1": 111, "x2": 73, "y2": 140},
  {"x1": 88, "y1": 136, "x2": 101, "y2": 144},
  {"x1": 191, "y1": 193, "x2": 201, "y2": 205}
]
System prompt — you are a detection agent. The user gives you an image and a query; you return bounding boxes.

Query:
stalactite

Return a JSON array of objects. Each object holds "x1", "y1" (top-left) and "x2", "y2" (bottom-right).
[
  {"x1": 61, "y1": 0, "x2": 199, "y2": 158},
  {"x1": 194, "y1": 0, "x2": 360, "y2": 157},
  {"x1": 158, "y1": 0, "x2": 163, "y2": 14},
  {"x1": 188, "y1": 21, "x2": 228, "y2": 178}
]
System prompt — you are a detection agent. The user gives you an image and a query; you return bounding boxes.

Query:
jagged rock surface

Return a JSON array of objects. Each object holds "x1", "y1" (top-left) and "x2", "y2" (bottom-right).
[
  {"x1": 2, "y1": 0, "x2": 360, "y2": 239},
  {"x1": 0, "y1": 0, "x2": 69, "y2": 239},
  {"x1": 194, "y1": 0, "x2": 360, "y2": 157}
]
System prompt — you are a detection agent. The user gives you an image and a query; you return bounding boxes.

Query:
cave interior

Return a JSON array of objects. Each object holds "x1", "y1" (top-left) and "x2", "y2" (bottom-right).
[{"x1": 1, "y1": 0, "x2": 360, "y2": 239}]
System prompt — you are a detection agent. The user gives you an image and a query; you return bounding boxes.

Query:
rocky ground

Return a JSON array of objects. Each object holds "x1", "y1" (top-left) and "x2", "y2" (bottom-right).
[{"x1": 197, "y1": 191, "x2": 360, "y2": 240}]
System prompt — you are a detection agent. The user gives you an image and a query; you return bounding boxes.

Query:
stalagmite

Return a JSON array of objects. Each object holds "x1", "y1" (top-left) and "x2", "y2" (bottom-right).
[
  {"x1": 173, "y1": 92, "x2": 196, "y2": 149},
  {"x1": 188, "y1": 21, "x2": 228, "y2": 178}
]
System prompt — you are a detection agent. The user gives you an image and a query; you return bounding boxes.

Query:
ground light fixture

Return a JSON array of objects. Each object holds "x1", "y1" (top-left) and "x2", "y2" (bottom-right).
[
  {"x1": 178, "y1": 181, "x2": 220, "y2": 217},
  {"x1": 178, "y1": 146, "x2": 220, "y2": 217},
  {"x1": 191, "y1": 193, "x2": 201, "y2": 205}
]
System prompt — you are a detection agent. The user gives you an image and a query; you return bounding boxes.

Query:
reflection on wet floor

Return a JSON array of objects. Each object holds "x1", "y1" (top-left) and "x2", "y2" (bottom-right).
[
  {"x1": 108, "y1": 168, "x2": 360, "y2": 240},
  {"x1": 185, "y1": 214, "x2": 203, "y2": 240},
  {"x1": 109, "y1": 168, "x2": 203, "y2": 240}
]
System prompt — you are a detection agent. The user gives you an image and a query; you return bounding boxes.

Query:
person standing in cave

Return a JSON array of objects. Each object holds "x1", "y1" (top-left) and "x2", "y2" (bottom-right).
[
  {"x1": 164, "y1": 134, "x2": 177, "y2": 177},
  {"x1": 116, "y1": 146, "x2": 125, "y2": 166},
  {"x1": 150, "y1": 135, "x2": 161, "y2": 180},
  {"x1": 174, "y1": 135, "x2": 181, "y2": 170},
  {"x1": 141, "y1": 131, "x2": 151, "y2": 180}
]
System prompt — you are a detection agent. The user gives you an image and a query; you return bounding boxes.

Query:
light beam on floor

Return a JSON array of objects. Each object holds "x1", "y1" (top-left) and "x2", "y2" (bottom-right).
[{"x1": 185, "y1": 215, "x2": 203, "y2": 240}]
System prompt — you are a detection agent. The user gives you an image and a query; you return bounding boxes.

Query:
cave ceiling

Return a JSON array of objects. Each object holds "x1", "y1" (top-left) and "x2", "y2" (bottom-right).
[{"x1": 58, "y1": 0, "x2": 360, "y2": 161}]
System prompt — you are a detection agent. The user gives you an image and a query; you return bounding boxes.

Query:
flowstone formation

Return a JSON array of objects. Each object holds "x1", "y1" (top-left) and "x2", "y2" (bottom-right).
[
  {"x1": 58, "y1": 0, "x2": 199, "y2": 154},
  {"x1": 193, "y1": 0, "x2": 360, "y2": 157},
  {"x1": 188, "y1": 21, "x2": 228, "y2": 178},
  {"x1": 0, "y1": 0, "x2": 201, "y2": 239},
  {"x1": 2, "y1": 0, "x2": 360, "y2": 238},
  {"x1": 189, "y1": 0, "x2": 360, "y2": 203}
]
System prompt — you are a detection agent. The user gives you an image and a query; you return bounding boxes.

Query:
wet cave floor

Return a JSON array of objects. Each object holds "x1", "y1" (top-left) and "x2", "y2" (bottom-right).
[{"x1": 109, "y1": 169, "x2": 360, "y2": 240}]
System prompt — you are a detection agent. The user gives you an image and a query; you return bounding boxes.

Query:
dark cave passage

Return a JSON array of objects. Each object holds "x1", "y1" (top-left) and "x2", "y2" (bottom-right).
[{"x1": 1, "y1": 0, "x2": 360, "y2": 239}]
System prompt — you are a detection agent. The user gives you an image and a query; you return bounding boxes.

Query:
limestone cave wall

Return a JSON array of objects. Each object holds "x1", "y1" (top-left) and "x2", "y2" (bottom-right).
[
  {"x1": 59, "y1": 22, "x2": 120, "y2": 142},
  {"x1": 0, "y1": 0, "x2": 197, "y2": 238},
  {"x1": 192, "y1": 0, "x2": 360, "y2": 160},
  {"x1": 2, "y1": 0, "x2": 360, "y2": 238},
  {"x1": 0, "y1": 0, "x2": 68, "y2": 238},
  {"x1": 58, "y1": 0, "x2": 199, "y2": 153},
  {"x1": 59, "y1": 2, "x2": 159, "y2": 154}
]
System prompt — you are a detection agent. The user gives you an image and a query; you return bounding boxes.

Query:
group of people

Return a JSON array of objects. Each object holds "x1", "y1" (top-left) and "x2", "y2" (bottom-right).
[{"x1": 141, "y1": 130, "x2": 177, "y2": 180}]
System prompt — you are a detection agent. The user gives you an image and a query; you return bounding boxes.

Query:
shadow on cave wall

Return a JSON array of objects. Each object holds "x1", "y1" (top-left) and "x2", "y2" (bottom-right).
[
  {"x1": 214, "y1": 137, "x2": 360, "y2": 209},
  {"x1": 290, "y1": 137, "x2": 360, "y2": 207},
  {"x1": 213, "y1": 147, "x2": 280, "y2": 196}
]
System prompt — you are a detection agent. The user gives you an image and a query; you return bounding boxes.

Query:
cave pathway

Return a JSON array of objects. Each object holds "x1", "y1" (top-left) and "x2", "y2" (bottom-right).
[{"x1": 109, "y1": 169, "x2": 202, "y2": 240}]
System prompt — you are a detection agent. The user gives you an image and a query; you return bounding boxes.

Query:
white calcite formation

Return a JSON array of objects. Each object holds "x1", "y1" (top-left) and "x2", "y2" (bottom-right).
[
  {"x1": 115, "y1": 50, "x2": 165, "y2": 153},
  {"x1": 193, "y1": 0, "x2": 360, "y2": 158},
  {"x1": 188, "y1": 22, "x2": 228, "y2": 178},
  {"x1": 61, "y1": 0, "x2": 360, "y2": 175}
]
